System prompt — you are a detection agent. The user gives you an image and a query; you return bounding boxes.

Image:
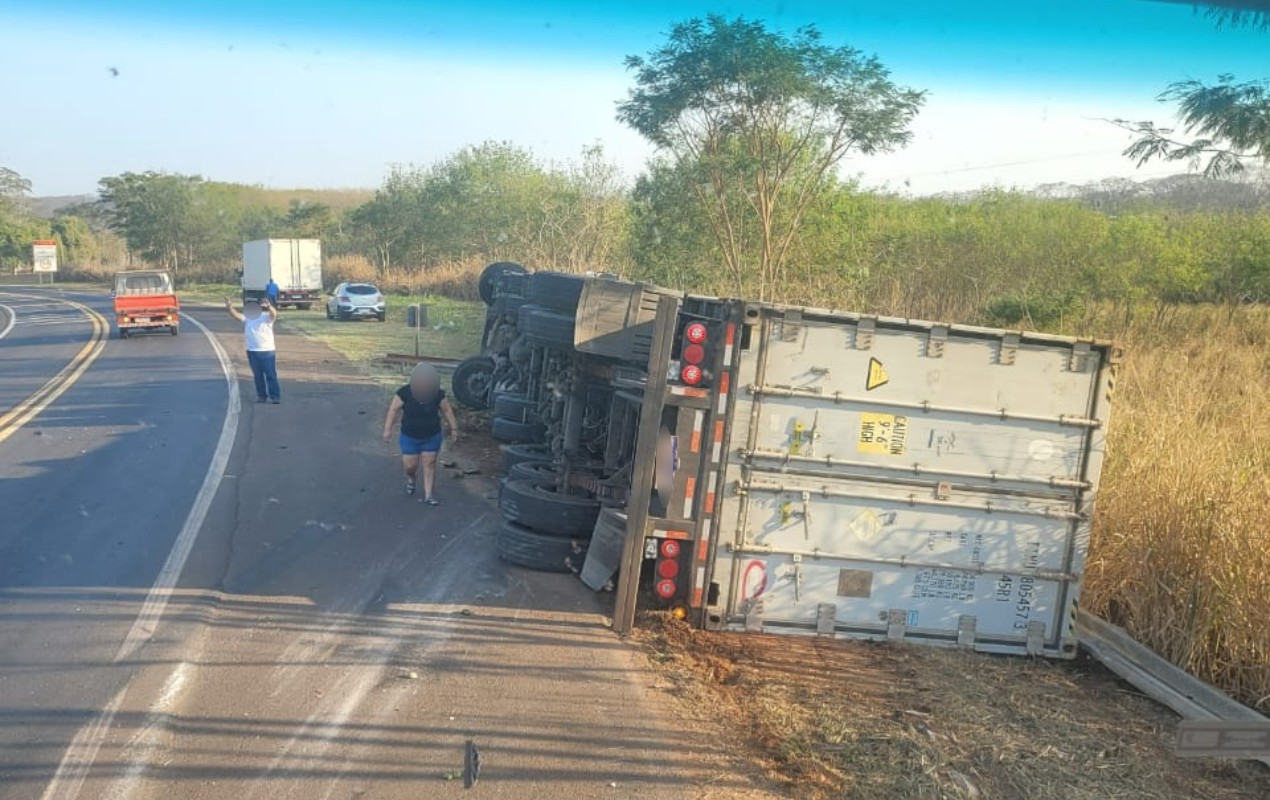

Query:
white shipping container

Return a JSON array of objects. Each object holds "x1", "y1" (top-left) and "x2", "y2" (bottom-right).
[{"x1": 708, "y1": 308, "x2": 1117, "y2": 659}]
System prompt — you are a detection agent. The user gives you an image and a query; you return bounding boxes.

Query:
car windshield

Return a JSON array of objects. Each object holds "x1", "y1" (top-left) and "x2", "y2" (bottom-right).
[{"x1": 345, "y1": 285, "x2": 378, "y2": 295}]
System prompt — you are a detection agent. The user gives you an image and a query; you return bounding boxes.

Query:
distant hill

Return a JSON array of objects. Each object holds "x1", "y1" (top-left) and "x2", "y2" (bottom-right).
[
  {"x1": 29, "y1": 194, "x2": 94, "y2": 218},
  {"x1": 28, "y1": 186, "x2": 375, "y2": 219}
]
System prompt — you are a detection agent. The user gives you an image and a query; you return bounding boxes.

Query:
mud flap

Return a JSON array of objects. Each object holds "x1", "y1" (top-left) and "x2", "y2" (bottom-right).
[{"x1": 580, "y1": 508, "x2": 628, "y2": 591}]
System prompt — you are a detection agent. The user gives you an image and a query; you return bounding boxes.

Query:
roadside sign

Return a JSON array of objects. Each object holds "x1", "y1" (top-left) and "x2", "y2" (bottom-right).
[
  {"x1": 32, "y1": 240, "x2": 58, "y2": 273},
  {"x1": 1176, "y1": 720, "x2": 1270, "y2": 758}
]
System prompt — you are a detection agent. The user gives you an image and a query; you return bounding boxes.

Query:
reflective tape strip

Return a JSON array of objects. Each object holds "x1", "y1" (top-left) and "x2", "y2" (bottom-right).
[
  {"x1": 724, "y1": 323, "x2": 736, "y2": 364},
  {"x1": 691, "y1": 586, "x2": 704, "y2": 607},
  {"x1": 694, "y1": 566, "x2": 706, "y2": 592},
  {"x1": 712, "y1": 420, "x2": 725, "y2": 463},
  {"x1": 705, "y1": 471, "x2": 718, "y2": 514},
  {"x1": 683, "y1": 477, "x2": 696, "y2": 518},
  {"x1": 697, "y1": 537, "x2": 709, "y2": 561},
  {"x1": 670, "y1": 386, "x2": 709, "y2": 398},
  {"x1": 690, "y1": 410, "x2": 704, "y2": 453},
  {"x1": 653, "y1": 528, "x2": 691, "y2": 540},
  {"x1": 717, "y1": 372, "x2": 730, "y2": 414}
]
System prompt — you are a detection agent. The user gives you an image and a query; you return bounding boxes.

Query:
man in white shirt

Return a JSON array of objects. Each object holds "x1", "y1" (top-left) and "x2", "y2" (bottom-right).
[{"x1": 225, "y1": 297, "x2": 281, "y2": 404}]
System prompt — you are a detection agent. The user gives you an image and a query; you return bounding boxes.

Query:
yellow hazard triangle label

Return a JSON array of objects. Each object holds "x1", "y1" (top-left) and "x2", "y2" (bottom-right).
[{"x1": 866, "y1": 358, "x2": 889, "y2": 391}]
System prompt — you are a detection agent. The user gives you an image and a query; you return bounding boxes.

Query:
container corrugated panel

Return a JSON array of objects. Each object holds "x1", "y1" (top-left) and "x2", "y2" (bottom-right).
[{"x1": 708, "y1": 306, "x2": 1116, "y2": 658}]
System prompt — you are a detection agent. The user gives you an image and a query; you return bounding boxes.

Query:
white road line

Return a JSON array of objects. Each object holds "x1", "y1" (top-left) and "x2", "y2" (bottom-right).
[
  {"x1": 39, "y1": 312, "x2": 240, "y2": 800},
  {"x1": 0, "y1": 303, "x2": 14, "y2": 339}
]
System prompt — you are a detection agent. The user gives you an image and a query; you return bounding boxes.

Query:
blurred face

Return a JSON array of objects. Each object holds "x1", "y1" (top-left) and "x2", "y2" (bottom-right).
[
  {"x1": 409, "y1": 365, "x2": 440, "y2": 401},
  {"x1": 243, "y1": 302, "x2": 262, "y2": 320}
]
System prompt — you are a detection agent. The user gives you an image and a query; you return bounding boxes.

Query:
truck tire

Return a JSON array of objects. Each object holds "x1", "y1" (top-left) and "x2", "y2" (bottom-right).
[
  {"x1": 501, "y1": 443, "x2": 551, "y2": 473},
  {"x1": 493, "y1": 393, "x2": 540, "y2": 424},
  {"x1": 479, "y1": 261, "x2": 528, "y2": 306},
  {"x1": 450, "y1": 356, "x2": 495, "y2": 410},
  {"x1": 499, "y1": 479, "x2": 600, "y2": 537},
  {"x1": 496, "y1": 519, "x2": 588, "y2": 573},
  {"x1": 509, "y1": 460, "x2": 559, "y2": 483},
  {"x1": 518, "y1": 304, "x2": 575, "y2": 349},
  {"x1": 528, "y1": 271, "x2": 585, "y2": 312},
  {"x1": 170, "y1": 325, "x2": 179, "y2": 336},
  {"x1": 491, "y1": 416, "x2": 546, "y2": 444}
]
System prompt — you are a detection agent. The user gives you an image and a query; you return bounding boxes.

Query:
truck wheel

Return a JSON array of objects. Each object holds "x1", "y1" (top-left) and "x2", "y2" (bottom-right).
[
  {"x1": 118, "y1": 329, "x2": 128, "y2": 339},
  {"x1": 492, "y1": 393, "x2": 540, "y2": 424},
  {"x1": 501, "y1": 443, "x2": 551, "y2": 473},
  {"x1": 499, "y1": 479, "x2": 600, "y2": 537},
  {"x1": 170, "y1": 326, "x2": 179, "y2": 336},
  {"x1": 528, "y1": 271, "x2": 585, "y2": 312},
  {"x1": 491, "y1": 416, "x2": 546, "y2": 444},
  {"x1": 450, "y1": 356, "x2": 495, "y2": 410},
  {"x1": 509, "y1": 460, "x2": 559, "y2": 483},
  {"x1": 496, "y1": 519, "x2": 588, "y2": 573},
  {"x1": 518, "y1": 304, "x2": 575, "y2": 349},
  {"x1": 479, "y1": 261, "x2": 528, "y2": 306}
]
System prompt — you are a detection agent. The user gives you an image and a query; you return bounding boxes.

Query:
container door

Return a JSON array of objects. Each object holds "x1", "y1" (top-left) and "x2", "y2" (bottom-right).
[{"x1": 712, "y1": 310, "x2": 1110, "y2": 658}]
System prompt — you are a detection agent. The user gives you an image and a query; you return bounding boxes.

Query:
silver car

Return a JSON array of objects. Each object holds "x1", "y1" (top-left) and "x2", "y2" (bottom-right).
[{"x1": 326, "y1": 282, "x2": 386, "y2": 322}]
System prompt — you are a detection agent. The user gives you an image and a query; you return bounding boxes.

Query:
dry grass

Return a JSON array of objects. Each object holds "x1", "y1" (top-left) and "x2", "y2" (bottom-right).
[
  {"x1": 637, "y1": 614, "x2": 1269, "y2": 800},
  {"x1": 327, "y1": 255, "x2": 488, "y2": 302},
  {"x1": 1082, "y1": 305, "x2": 1270, "y2": 711}
]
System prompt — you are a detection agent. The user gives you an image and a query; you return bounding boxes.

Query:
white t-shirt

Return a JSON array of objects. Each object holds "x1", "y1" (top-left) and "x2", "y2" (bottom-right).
[{"x1": 244, "y1": 315, "x2": 276, "y2": 352}]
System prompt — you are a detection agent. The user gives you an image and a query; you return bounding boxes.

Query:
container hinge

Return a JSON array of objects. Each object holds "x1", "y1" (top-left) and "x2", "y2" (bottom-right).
[
  {"x1": 928, "y1": 325, "x2": 949, "y2": 358},
  {"x1": 1070, "y1": 341, "x2": 1092, "y2": 373},
  {"x1": 791, "y1": 554, "x2": 803, "y2": 602},
  {"x1": 776, "y1": 309, "x2": 802, "y2": 342},
  {"x1": 957, "y1": 615, "x2": 977, "y2": 648},
  {"x1": 1026, "y1": 621, "x2": 1046, "y2": 655},
  {"x1": 1000, "y1": 333, "x2": 1020, "y2": 366},
  {"x1": 816, "y1": 603, "x2": 837, "y2": 636},
  {"x1": 934, "y1": 481, "x2": 952, "y2": 501},
  {"x1": 744, "y1": 607, "x2": 763, "y2": 632},
  {"x1": 855, "y1": 318, "x2": 876, "y2": 351},
  {"x1": 886, "y1": 609, "x2": 908, "y2": 640}
]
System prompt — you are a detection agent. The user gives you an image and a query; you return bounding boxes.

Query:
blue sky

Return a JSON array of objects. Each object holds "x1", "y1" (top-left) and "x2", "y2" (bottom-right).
[{"x1": 0, "y1": 1, "x2": 1265, "y2": 196}]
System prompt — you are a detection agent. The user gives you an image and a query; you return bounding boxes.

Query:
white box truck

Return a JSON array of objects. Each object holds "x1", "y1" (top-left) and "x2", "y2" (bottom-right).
[
  {"x1": 467, "y1": 271, "x2": 1119, "y2": 660},
  {"x1": 241, "y1": 239, "x2": 323, "y2": 309}
]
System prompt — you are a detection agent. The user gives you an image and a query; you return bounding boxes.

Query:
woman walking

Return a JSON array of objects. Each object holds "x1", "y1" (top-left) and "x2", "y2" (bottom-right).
[{"x1": 382, "y1": 363, "x2": 460, "y2": 506}]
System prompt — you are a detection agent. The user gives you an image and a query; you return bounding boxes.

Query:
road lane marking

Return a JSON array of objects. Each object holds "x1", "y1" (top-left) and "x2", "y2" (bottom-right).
[
  {"x1": 0, "y1": 296, "x2": 107, "y2": 445},
  {"x1": 0, "y1": 303, "x2": 14, "y2": 339},
  {"x1": 39, "y1": 311, "x2": 239, "y2": 800}
]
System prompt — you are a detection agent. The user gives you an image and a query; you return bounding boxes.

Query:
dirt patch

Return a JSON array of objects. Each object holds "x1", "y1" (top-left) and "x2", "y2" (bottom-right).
[{"x1": 634, "y1": 613, "x2": 1269, "y2": 800}]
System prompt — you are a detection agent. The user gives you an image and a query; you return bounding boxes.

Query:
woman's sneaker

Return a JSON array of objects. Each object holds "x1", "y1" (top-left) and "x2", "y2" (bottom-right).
[
  {"x1": 405, "y1": 479, "x2": 416, "y2": 495},
  {"x1": 422, "y1": 497, "x2": 440, "y2": 507}
]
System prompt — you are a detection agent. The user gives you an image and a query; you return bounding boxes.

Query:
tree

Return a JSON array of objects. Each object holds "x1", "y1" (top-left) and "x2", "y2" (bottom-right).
[
  {"x1": 98, "y1": 172, "x2": 200, "y2": 270},
  {"x1": 1118, "y1": 3, "x2": 1270, "y2": 176},
  {"x1": 617, "y1": 15, "x2": 924, "y2": 299}
]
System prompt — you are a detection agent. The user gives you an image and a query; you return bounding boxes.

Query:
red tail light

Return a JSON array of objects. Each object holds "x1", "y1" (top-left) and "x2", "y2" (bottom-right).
[
  {"x1": 655, "y1": 579, "x2": 677, "y2": 599},
  {"x1": 660, "y1": 540, "x2": 681, "y2": 558},
  {"x1": 657, "y1": 559, "x2": 680, "y2": 579},
  {"x1": 685, "y1": 322, "x2": 708, "y2": 344},
  {"x1": 682, "y1": 343, "x2": 705, "y2": 364},
  {"x1": 680, "y1": 364, "x2": 703, "y2": 385}
]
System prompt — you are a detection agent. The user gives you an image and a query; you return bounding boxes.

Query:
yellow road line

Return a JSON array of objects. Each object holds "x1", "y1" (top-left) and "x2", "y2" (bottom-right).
[{"x1": 0, "y1": 295, "x2": 109, "y2": 444}]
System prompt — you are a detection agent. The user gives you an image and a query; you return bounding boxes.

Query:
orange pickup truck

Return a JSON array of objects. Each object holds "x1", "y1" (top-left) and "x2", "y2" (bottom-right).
[{"x1": 113, "y1": 270, "x2": 180, "y2": 338}]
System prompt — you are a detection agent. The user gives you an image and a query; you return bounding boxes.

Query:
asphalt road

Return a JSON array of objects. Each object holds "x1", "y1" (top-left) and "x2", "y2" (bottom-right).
[{"x1": 0, "y1": 289, "x2": 771, "y2": 800}]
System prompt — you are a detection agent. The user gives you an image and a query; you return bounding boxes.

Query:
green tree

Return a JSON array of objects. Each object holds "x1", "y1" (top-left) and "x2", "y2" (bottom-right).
[
  {"x1": 98, "y1": 172, "x2": 200, "y2": 270},
  {"x1": 1118, "y1": 3, "x2": 1270, "y2": 176},
  {"x1": 0, "y1": 166, "x2": 46, "y2": 272},
  {"x1": 617, "y1": 15, "x2": 923, "y2": 299}
]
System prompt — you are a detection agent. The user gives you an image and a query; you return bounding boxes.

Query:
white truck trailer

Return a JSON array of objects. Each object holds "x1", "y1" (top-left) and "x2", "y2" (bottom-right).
[
  {"x1": 464, "y1": 271, "x2": 1120, "y2": 660},
  {"x1": 241, "y1": 239, "x2": 323, "y2": 309}
]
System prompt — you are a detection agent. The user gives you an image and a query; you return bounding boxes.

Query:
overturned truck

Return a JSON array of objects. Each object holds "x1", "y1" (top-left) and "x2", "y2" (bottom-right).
[{"x1": 452, "y1": 265, "x2": 1119, "y2": 659}]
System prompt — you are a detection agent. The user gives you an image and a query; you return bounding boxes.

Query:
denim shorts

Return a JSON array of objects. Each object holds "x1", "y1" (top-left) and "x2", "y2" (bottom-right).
[{"x1": 399, "y1": 432, "x2": 443, "y2": 455}]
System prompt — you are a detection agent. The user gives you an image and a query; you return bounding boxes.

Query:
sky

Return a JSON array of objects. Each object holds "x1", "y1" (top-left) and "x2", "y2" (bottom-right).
[{"x1": 0, "y1": 0, "x2": 1265, "y2": 197}]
